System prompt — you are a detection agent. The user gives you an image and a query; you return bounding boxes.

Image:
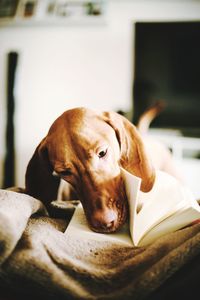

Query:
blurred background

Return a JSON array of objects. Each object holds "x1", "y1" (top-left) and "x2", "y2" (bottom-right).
[{"x1": 0, "y1": 0, "x2": 200, "y2": 198}]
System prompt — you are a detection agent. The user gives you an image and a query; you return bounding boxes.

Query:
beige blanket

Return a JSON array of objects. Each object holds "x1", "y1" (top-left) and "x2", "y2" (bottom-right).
[{"x1": 1, "y1": 189, "x2": 200, "y2": 300}]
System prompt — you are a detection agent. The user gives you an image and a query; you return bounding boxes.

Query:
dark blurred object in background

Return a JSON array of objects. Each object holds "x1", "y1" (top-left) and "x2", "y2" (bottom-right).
[
  {"x1": 133, "y1": 21, "x2": 200, "y2": 137},
  {"x1": 3, "y1": 52, "x2": 18, "y2": 188}
]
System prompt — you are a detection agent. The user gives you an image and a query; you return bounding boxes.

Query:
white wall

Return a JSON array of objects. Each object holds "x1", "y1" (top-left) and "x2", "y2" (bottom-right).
[{"x1": 0, "y1": 0, "x2": 200, "y2": 190}]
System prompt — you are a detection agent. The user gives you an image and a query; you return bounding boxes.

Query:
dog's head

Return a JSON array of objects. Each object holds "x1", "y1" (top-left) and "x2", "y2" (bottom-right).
[{"x1": 25, "y1": 107, "x2": 155, "y2": 233}]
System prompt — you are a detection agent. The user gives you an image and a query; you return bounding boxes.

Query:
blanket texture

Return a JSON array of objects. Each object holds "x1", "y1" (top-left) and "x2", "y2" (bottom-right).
[{"x1": 1, "y1": 189, "x2": 200, "y2": 300}]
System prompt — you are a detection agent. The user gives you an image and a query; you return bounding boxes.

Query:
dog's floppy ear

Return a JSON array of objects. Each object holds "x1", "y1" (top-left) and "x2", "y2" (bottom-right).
[
  {"x1": 102, "y1": 111, "x2": 155, "y2": 192},
  {"x1": 25, "y1": 138, "x2": 60, "y2": 205}
]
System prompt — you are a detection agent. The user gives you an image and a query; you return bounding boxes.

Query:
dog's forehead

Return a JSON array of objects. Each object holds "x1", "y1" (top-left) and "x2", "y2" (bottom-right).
[
  {"x1": 69, "y1": 112, "x2": 115, "y2": 149},
  {"x1": 64, "y1": 107, "x2": 105, "y2": 130},
  {"x1": 50, "y1": 108, "x2": 99, "y2": 128},
  {"x1": 47, "y1": 107, "x2": 116, "y2": 156},
  {"x1": 50, "y1": 107, "x2": 112, "y2": 139}
]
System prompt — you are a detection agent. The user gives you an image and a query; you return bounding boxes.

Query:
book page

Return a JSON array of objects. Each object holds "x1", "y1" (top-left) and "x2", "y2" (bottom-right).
[
  {"x1": 120, "y1": 168, "x2": 141, "y2": 245},
  {"x1": 134, "y1": 171, "x2": 197, "y2": 245},
  {"x1": 65, "y1": 203, "x2": 133, "y2": 246},
  {"x1": 138, "y1": 183, "x2": 200, "y2": 246},
  {"x1": 139, "y1": 205, "x2": 200, "y2": 246},
  {"x1": 120, "y1": 168, "x2": 198, "y2": 246}
]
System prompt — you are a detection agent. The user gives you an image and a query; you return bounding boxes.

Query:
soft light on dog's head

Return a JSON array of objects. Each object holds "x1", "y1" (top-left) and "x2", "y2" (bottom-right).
[
  {"x1": 46, "y1": 108, "x2": 129, "y2": 232},
  {"x1": 25, "y1": 107, "x2": 155, "y2": 233}
]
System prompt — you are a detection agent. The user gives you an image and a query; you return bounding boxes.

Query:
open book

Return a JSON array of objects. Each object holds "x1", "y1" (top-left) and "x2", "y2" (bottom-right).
[{"x1": 65, "y1": 168, "x2": 200, "y2": 247}]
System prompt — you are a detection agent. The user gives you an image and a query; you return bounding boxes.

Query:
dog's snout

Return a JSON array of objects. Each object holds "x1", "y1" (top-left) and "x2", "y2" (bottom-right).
[{"x1": 91, "y1": 209, "x2": 117, "y2": 232}]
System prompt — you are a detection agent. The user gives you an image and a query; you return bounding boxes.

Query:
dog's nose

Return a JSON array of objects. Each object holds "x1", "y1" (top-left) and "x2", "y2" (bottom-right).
[{"x1": 91, "y1": 209, "x2": 117, "y2": 231}]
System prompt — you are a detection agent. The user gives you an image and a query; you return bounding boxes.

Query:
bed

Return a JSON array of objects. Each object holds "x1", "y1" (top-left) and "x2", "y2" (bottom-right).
[{"x1": 1, "y1": 188, "x2": 200, "y2": 300}]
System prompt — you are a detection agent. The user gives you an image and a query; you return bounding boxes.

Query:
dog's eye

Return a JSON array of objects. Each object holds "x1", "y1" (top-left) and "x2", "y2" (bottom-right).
[
  {"x1": 98, "y1": 149, "x2": 107, "y2": 158},
  {"x1": 59, "y1": 169, "x2": 72, "y2": 177}
]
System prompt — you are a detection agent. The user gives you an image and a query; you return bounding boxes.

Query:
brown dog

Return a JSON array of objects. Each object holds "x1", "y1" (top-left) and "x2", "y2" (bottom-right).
[{"x1": 25, "y1": 107, "x2": 181, "y2": 233}]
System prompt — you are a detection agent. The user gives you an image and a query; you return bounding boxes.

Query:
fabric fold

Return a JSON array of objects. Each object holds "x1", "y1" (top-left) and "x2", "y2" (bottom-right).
[{"x1": 0, "y1": 189, "x2": 47, "y2": 265}]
